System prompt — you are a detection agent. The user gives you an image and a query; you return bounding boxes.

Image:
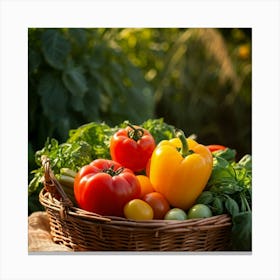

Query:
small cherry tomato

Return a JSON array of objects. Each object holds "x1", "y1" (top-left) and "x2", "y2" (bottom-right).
[
  {"x1": 143, "y1": 192, "x2": 170, "y2": 219},
  {"x1": 137, "y1": 175, "x2": 155, "y2": 198},
  {"x1": 164, "y1": 208, "x2": 187, "y2": 220},
  {"x1": 188, "y1": 204, "x2": 212, "y2": 219},
  {"x1": 124, "y1": 199, "x2": 154, "y2": 220}
]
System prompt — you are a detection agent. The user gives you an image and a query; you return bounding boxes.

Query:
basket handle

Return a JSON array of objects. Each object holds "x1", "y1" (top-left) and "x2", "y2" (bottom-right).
[
  {"x1": 41, "y1": 155, "x2": 112, "y2": 223},
  {"x1": 41, "y1": 155, "x2": 73, "y2": 208}
]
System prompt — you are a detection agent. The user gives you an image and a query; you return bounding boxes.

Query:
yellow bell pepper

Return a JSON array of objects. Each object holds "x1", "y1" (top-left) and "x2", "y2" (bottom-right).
[{"x1": 149, "y1": 131, "x2": 213, "y2": 210}]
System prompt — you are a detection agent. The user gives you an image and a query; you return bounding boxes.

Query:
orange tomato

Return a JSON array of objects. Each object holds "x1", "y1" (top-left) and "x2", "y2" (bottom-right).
[
  {"x1": 143, "y1": 192, "x2": 170, "y2": 219},
  {"x1": 136, "y1": 175, "x2": 155, "y2": 198}
]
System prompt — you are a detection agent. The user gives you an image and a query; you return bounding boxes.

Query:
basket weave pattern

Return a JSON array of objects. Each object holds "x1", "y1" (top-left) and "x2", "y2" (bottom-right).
[{"x1": 39, "y1": 157, "x2": 232, "y2": 251}]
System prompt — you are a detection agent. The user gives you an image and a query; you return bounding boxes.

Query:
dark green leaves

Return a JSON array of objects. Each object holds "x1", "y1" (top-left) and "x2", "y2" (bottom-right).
[
  {"x1": 225, "y1": 196, "x2": 239, "y2": 216},
  {"x1": 196, "y1": 151, "x2": 252, "y2": 250},
  {"x1": 212, "y1": 196, "x2": 224, "y2": 215},
  {"x1": 29, "y1": 28, "x2": 157, "y2": 162},
  {"x1": 196, "y1": 191, "x2": 214, "y2": 205},
  {"x1": 209, "y1": 156, "x2": 236, "y2": 184},
  {"x1": 141, "y1": 118, "x2": 176, "y2": 144},
  {"x1": 231, "y1": 212, "x2": 252, "y2": 251},
  {"x1": 41, "y1": 29, "x2": 71, "y2": 69},
  {"x1": 62, "y1": 66, "x2": 88, "y2": 97},
  {"x1": 212, "y1": 148, "x2": 236, "y2": 162},
  {"x1": 38, "y1": 73, "x2": 68, "y2": 122},
  {"x1": 68, "y1": 28, "x2": 88, "y2": 46},
  {"x1": 28, "y1": 48, "x2": 41, "y2": 74}
]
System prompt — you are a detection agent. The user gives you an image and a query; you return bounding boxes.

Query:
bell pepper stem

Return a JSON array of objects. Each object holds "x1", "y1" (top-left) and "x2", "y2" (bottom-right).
[{"x1": 176, "y1": 130, "x2": 190, "y2": 157}]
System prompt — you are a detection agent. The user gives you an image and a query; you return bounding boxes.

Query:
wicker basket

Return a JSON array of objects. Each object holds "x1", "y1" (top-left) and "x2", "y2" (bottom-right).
[{"x1": 39, "y1": 156, "x2": 232, "y2": 251}]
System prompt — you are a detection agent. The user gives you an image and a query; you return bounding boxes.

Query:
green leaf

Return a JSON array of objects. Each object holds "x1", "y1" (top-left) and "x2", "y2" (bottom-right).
[
  {"x1": 38, "y1": 73, "x2": 68, "y2": 122},
  {"x1": 213, "y1": 156, "x2": 230, "y2": 169},
  {"x1": 69, "y1": 28, "x2": 87, "y2": 46},
  {"x1": 208, "y1": 158, "x2": 236, "y2": 186},
  {"x1": 141, "y1": 118, "x2": 176, "y2": 143},
  {"x1": 41, "y1": 29, "x2": 71, "y2": 69},
  {"x1": 196, "y1": 191, "x2": 214, "y2": 205},
  {"x1": 212, "y1": 196, "x2": 224, "y2": 215},
  {"x1": 82, "y1": 83, "x2": 100, "y2": 120},
  {"x1": 231, "y1": 211, "x2": 252, "y2": 251},
  {"x1": 28, "y1": 48, "x2": 41, "y2": 74},
  {"x1": 209, "y1": 182, "x2": 243, "y2": 195},
  {"x1": 225, "y1": 196, "x2": 239, "y2": 216},
  {"x1": 62, "y1": 66, "x2": 88, "y2": 97},
  {"x1": 67, "y1": 122, "x2": 115, "y2": 160},
  {"x1": 70, "y1": 95, "x2": 85, "y2": 112},
  {"x1": 240, "y1": 194, "x2": 247, "y2": 212},
  {"x1": 213, "y1": 148, "x2": 236, "y2": 162},
  {"x1": 28, "y1": 171, "x2": 43, "y2": 194},
  {"x1": 238, "y1": 154, "x2": 252, "y2": 168},
  {"x1": 56, "y1": 117, "x2": 71, "y2": 139}
]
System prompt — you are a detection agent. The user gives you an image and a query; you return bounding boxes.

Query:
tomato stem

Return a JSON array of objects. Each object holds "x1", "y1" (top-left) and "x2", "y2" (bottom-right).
[
  {"x1": 125, "y1": 122, "x2": 144, "y2": 142},
  {"x1": 102, "y1": 165, "x2": 124, "y2": 176}
]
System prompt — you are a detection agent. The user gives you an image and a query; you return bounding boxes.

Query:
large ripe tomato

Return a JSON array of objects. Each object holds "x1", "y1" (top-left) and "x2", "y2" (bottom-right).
[
  {"x1": 143, "y1": 192, "x2": 170, "y2": 219},
  {"x1": 124, "y1": 199, "x2": 154, "y2": 220},
  {"x1": 110, "y1": 123, "x2": 156, "y2": 172},
  {"x1": 74, "y1": 159, "x2": 141, "y2": 216}
]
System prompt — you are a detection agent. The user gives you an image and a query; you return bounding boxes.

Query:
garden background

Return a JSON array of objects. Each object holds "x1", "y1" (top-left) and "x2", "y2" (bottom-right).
[{"x1": 28, "y1": 28, "x2": 251, "y2": 213}]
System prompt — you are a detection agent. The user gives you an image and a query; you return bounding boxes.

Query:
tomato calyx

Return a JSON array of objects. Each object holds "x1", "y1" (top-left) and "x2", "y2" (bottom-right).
[
  {"x1": 126, "y1": 122, "x2": 145, "y2": 142},
  {"x1": 102, "y1": 165, "x2": 124, "y2": 177}
]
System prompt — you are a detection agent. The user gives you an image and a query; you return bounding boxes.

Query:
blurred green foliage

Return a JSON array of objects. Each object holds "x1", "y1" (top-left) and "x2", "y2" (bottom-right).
[
  {"x1": 29, "y1": 28, "x2": 154, "y2": 172},
  {"x1": 28, "y1": 28, "x2": 251, "y2": 173}
]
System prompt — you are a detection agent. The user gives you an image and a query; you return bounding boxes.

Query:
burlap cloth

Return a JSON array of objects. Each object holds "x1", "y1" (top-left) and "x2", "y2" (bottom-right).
[{"x1": 28, "y1": 211, "x2": 73, "y2": 252}]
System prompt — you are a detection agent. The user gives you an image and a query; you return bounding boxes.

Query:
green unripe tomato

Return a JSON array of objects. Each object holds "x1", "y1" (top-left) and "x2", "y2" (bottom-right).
[
  {"x1": 164, "y1": 208, "x2": 187, "y2": 220},
  {"x1": 188, "y1": 204, "x2": 212, "y2": 219}
]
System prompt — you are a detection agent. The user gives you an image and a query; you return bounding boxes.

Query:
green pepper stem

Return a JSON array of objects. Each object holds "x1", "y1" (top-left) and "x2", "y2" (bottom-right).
[{"x1": 176, "y1": 129, "x2": 190, "y2": 157}]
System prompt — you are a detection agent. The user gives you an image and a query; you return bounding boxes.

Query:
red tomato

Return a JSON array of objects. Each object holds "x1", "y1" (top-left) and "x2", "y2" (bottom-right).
[
  {"x1": 74, "y1": 159, "x2": 141, "y2": 216},
  {"x1": 207, "y1": 144, "x2": 227, "y2": 152},
  {"x1": 143, "y1": 192, "x2": 170, "y2": 219},
  {"x1": 110, "y1": 123, "x2": 156, "y2": 172}
]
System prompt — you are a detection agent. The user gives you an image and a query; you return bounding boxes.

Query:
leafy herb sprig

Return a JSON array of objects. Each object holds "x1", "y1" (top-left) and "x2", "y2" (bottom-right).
[
  {"x1": 28, "y1": 118, "x2": 176, "y2": 195},
  {"x1": 196, "y1": 149, "x2": 252, "y2": 251}
]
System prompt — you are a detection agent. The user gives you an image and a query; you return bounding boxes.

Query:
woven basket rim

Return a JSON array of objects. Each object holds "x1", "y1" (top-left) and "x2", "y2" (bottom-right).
[{"x1": 39, "y1": 187, "x2": 231, "y2": 230}]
